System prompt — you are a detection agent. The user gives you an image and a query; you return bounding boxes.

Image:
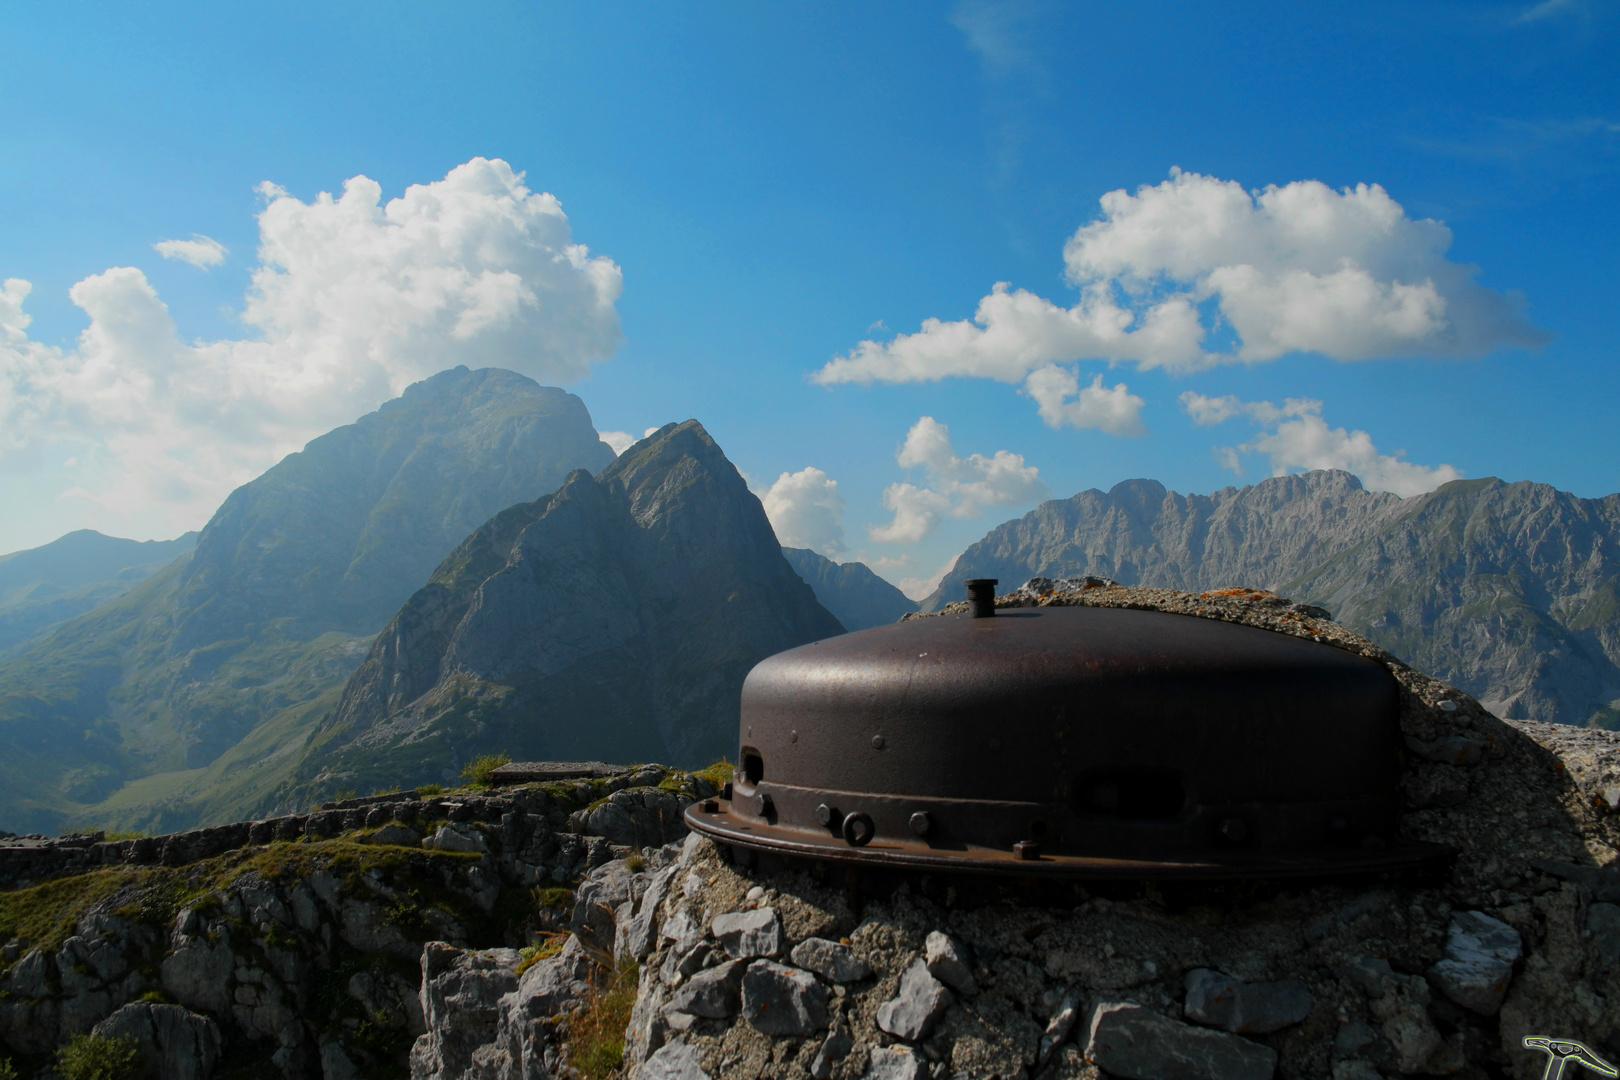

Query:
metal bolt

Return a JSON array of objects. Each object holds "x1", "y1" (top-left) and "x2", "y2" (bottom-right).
[
  {"x1": 701, "y1": 799, "x2": 719, "y2": 813},
  {"x1": 1218, "y1": 817, "x2": 1248, "y2": 842},
  {"x1": 842, "y1": 811, "x2": 876, "y2": 847},
  {"x1": 1013, "y1": 840, "x2": 1041, "y2": 860},
  {"x1": 814, "y1": 803, "x2": 836, "y2": 827},
  {"x1": 790, "y1": 729, "x2": 799, "y2": 743},
  {"x1": 965, "y1": 578, "x2": 999, "y2": 618},
  {"x1": 909, "y1": 811, "x2": 932, "y2": 837},
  {"x1": 722, "y1": 781, "x2": 733, "y2": 801},
  {"x1": 871, "y1": 735, "x2": 886, "y2": 750}
]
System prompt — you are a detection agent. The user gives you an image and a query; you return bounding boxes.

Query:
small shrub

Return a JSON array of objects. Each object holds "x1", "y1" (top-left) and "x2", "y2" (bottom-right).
[
  {"x1": 102, "y1": 830, "x2": 146, "y2": 842},
  {"x1": 331, "y1": 786, "x2": 358, "y2": 803},
  {"x1": 567, "y1": 957, "x2": 639, "y2": 1080},
  {"x1": 460, "y1": 753, "x2": 512, "y2": 788},
  {"x1": 417, "y1": 783, "x2": 444, "y2": 796},
  {"x1": 0, "y1": 1054, "x2": 18, "y2": 1080},
  {"x1": 624, "y1": 853, "x2": 645, "y2": 873},
  {"x1": 515, "y1": 933, "x2": 567, "y2": 976},
  {"x1": 56, "y1": 1032, "x2": 140, "y2": 1080}
]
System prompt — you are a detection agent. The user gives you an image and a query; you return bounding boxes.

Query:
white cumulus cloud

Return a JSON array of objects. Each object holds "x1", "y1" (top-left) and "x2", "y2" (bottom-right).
[
  {"x1": 152, "y1": 234, "x2": 228, "y2": 269},
  {"x1": 815, "y1": 170, "x2": 1543, "y2": 428},
  {"x1": 762, "y1": 466, "x2": 847, "y2": 557},
  {"x1": 1024, "y1": 367, "x2": 1147, "y2": 434},
  {"x1": 599, "y1": 431, "x2": 635, "y2": 455},
  {"x1": 870, "y1": 417, "x2": 1046, "y2": 544},
  {"x1": 0, "y1": 157, "x2": 623, "y2": 541},
  {"x1": 1179, "y1": 392, "x2": 1461, "y2": 498}
]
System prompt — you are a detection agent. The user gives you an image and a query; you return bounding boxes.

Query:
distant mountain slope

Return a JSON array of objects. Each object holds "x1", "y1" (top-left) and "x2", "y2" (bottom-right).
[
  {"x1": 0, "y1": 367, "x2": 617, "y2": 833},
  {"x1": 288, "y1": 421, "x2": 844, "y2": 800},
  {"x1": 0, "y1": 530, "x2": 197, "y2": 654},
  {"x1": 934, "y1": 470, "x2": 1620, "y2": 725},
  {"x1": 781, "y1": 547, "x2": 915, "y2": 629}
]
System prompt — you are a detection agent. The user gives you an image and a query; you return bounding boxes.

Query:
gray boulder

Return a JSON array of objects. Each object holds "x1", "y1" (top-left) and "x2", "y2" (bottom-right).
[
  {"x1": 1427, "y1": 910, "x2": 1522, "y2": 1015},
  {"x1": 711, "y1": 907, "x2": 782, "y2": 960},
  {"x1": 924, "y1": 930, "x2": 977, "y2": 996},
  {"x1": 642, "y1": 1038, "x2": 712, "y2": 1080},
  {"x1": 875, "y1": 957, "x2": 952, "y2": 1042},
  {"x1": 664, "y1": 960, "x2": 749, "y2": 1021},
  {"x1": 90, "y1": 1001, "x2": 222, "y2": 1080},
  {"x1": 1184, "y1": 968, "x2": 1314, "y2": 1033},
  {"x1": 864, "y1": 1046, "x2": 929, "y2": 1080},
  {"x1": 790, "y1": 937, "x2": 871, "y2": 983},
  {"x1": 740, "y1": 959, "x2": 829, "y2": 1036},
  {"x1": 409, "y1": 942, "x2": 522, "y2": 1080},
  {"x1": 1085, "y1": 999, "x2": 1277, "y2": 1080}
]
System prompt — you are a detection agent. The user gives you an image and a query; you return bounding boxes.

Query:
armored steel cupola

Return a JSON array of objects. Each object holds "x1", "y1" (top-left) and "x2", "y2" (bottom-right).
[{"x1": 685, "y1": 580, "x2": 1451, "y2": 879}]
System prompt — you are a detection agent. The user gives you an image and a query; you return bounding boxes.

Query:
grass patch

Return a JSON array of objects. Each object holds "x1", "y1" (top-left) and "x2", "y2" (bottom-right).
[
  {"x1": 460, "y1": 753, "x2": 512, "y2": 788},
  {"x1": 0, "y1": 1055, "x2": 17, "y2": 1080},
  {"x1": 515, "y1": 932, "x2": 567, "y2": 976},
  {"x1": 0, "y1": 872, "x2": 131, "y2": 971},
  {"x1": 416, "y1": 783, "x2": 444, "y2": 796},
  {"x1": 567, "y1": 957, "x2": 640, "y2": 1080}
]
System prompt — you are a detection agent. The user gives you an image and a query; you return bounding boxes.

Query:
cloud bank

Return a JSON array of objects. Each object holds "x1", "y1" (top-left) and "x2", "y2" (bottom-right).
[
  {"x1": 0, "y1": 157, "x2": 622, "y2": 539},
  {"x1": 870, "y1": 417, "x2": 1046, "y2": 543},
  {"x1": 817, "y1": 170, "x2": 1543, "y2": 429},
  {"x1": 1180, "y1": 391, "x2": 1462, "y2": 498}
]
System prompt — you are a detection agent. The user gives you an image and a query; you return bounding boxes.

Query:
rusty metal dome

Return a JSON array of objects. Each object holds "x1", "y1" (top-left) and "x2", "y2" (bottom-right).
[{"x1": 685, "y1": 581, "x2": 1452, "y2": 879}]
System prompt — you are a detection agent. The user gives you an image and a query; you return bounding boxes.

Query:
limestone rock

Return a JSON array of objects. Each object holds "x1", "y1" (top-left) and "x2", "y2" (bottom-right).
[
  {"x1": 90, "y1": 1002, "x2": 222, "y2": 1080},
  {"x1": 791, "y1": 937, "x2": 871, "y2": 983},
  {"x1": 864, "y1": 1045, "x2": 929, "y2": 1080},
  {"x1": 642, "y1": 1039, "x2": 712, "y2": 1080},
  {"x1": 876, "y1": 957, "x2": 953, "y2": 1042},
  {"x1": 424, "y1": 822, "x2": 488, "y2": 854},
  {"x1": 712, "y1": 907, "x2": 782, "y2": 960},
  {"x1": 1427, "y1": 910, "x2": 1522, "y2": 1015},
  {"x1": 664, "y1": 960, "x2": 748, "y2": 1020},
  {"x1": 924, "y1": 930, "x2": 978, "y2": 996},
  {"x1": 740, "y1": 959, "x2": 828, "y2": 1036},
  {"x1": 410, "y1": 942, "x2": 522, "y2": 1080},
  {"x1": 1085, "y1": 999, "x2": 1277, "y2": 1080},
  {"x1": 811, "y1": 1027, "x2": 853, "y2": 1079},
  {"x1": 1183, "y1": 968, "x2": 1313, "y2": 1034}
]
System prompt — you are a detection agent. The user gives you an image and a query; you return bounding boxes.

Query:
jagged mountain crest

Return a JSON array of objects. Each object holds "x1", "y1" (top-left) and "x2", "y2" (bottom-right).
[
  {"x1": 297, "y1": 420, "x2": 845, "y2": 797},
  {"x1": 935, "y1": 469, "x2": 1620, "y2": 724}
]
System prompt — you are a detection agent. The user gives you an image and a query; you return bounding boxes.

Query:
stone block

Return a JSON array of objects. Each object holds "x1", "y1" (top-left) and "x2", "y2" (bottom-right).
[
  {"x1": 924, "y1": 930, "x2": 978, "y2": 996},
  {"x1": 1184, "y1": 968, "x2": 1313, "y2": 1033},
  {"x1": 864, "y1": 1046, "x2": 929, "y2": 1080},
  {"x1": 663, "y1": 959, "x2": 748, "y2": 1019}
]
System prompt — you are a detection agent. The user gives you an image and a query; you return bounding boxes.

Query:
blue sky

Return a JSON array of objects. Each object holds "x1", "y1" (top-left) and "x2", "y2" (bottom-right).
[{"x1": 3, "y1": 2, "x2": 1615, "y2": 596}]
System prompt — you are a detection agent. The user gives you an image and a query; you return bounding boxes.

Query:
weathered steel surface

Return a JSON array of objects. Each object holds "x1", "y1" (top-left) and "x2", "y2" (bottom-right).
[{"x1": 686, "y1": 598, "x2": 1452, "y2": 878}]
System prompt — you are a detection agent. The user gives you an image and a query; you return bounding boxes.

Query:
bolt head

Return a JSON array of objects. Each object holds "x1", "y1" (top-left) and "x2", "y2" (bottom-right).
[
  {"x1": 1219, "y1": 817, "x2": 1248, "y2": 842},
  {"x1": 909, "y1": 811, "x2": 932, "y2": 836},
  {"x1": 814, "y1": 803, "x2": 835, "y2": 826},
  {"x1": 1013, "y1": 840, "x2": 1041, "y2": 860},
  {"x1": 871, "y1": 734, "x2": 886, "y2": 750}
]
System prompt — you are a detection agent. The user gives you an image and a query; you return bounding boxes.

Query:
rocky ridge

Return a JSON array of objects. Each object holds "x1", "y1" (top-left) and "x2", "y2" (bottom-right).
[
  {"x1": 926, "y1": 470, "x2": 1620, "y2": 726},
  {"x1": 0, "y1": 766, "x2": 714, "y2": 1078}
]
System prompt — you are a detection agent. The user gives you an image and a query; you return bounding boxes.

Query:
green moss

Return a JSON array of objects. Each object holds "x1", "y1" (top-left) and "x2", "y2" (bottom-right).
[{"x1": 55, "y1": 1032, "x2": 139, "y2": 1080}]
